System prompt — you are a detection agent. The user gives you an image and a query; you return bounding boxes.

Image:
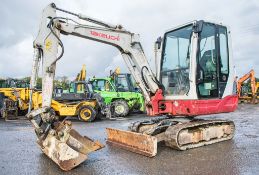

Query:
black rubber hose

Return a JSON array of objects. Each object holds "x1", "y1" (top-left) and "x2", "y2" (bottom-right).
[
  {"x1": 47, "y1": 17, "x2": 65, "y2": 62},
  {"x1": 141, "y1": 66, "x2": 164, "y2": 93}
]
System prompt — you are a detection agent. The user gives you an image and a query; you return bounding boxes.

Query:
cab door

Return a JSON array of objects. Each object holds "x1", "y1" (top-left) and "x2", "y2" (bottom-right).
[
  {"x1": 196, "y1": 23, "x2": 229, "y2": 99},
  {"x1": 91, "y1": 79, "x2": 117, "y2": 104}
]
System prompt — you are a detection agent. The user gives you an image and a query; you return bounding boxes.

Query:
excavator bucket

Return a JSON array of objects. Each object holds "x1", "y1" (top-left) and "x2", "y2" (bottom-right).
[
  {"x1": 38, "y1": 121, "x2": 104, "y2": 171},
  {"x1": 106, "y1": 128, "x2": 157, "y2": 157}
]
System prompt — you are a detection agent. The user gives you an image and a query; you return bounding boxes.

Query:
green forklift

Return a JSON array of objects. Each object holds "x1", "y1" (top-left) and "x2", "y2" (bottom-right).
[{"x1": 90, "y1": 69, "x2": 145, "y2": 117}]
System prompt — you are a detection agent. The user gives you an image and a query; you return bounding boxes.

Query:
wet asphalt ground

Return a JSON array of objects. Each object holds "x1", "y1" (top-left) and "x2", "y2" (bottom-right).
[{"x1": 0, "y1": 104, "x2": 259, "y2": 175}]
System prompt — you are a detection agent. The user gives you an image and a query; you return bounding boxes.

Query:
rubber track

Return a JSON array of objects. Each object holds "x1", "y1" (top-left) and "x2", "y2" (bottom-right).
[{"x1": 164, "y1": 120, "x2": 235, "y2": 150}]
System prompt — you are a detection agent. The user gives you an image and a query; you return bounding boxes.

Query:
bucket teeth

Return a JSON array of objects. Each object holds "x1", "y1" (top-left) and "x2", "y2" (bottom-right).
[{"x1": 38, "y1": 121, "x2": 104, "y2": 171}]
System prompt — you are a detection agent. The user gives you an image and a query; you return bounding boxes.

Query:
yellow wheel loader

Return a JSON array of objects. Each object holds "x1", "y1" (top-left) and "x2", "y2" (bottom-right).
[
  {"x1": 0, "y1": 79, "x2": 30, "y2": 120},
  {"x1": 0, "y1": 79, "x2": 105, "y2": 122},
  {"x1": 32, "y1": 90, "x2": 99, "y2": 122}
]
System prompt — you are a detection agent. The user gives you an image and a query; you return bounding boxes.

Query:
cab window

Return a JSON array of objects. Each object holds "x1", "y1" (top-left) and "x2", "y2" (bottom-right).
[
  {"x1": 197, "y1": 23, "x2": 218, "y2": 98},
  {"x1": 93, "y1": 80, "x2": 113, "y2": 91},
  {"x1": 160, "y1": 25, "x2": 193, "y2": 96}
]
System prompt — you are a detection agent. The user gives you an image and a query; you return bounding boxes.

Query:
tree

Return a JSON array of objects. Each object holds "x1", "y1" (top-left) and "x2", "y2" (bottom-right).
[
  {"x1": 36, "y1": 77, "x2": 42, "y2": 89},
  {"x1": 54, "y1": 76, "x2": 70, "y2": 89}
]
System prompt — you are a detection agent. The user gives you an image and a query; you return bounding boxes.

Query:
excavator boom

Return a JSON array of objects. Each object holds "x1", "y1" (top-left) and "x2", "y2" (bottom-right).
[{"x1": 76, "y1": 64, "x2": 86, "y2": 81}]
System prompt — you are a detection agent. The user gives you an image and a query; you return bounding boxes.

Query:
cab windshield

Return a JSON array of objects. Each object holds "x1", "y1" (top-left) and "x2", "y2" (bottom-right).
[
  {"x1": 87, "y1": 83, "x2": 94, "y2": 93},
  {"x1": 115, "y1": 74, "x2": 130, "y2": 92},
  {"x1": 160, "y1": 25, "x2": 193, "y2": 96}
]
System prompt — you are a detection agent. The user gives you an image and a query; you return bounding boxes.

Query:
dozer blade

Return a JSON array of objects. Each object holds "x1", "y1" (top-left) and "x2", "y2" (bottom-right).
[
  {"x1": 106, "y1": 128, "x2": 157, "y2": 157},
  {"x1": 38, "y1": 121, "x2": 104, "y2": 171}
]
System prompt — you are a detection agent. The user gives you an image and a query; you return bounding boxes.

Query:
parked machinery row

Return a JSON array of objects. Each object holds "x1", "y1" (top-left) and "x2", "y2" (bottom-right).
[
  {"x1": 0, "y1": 65, "x2": 143, "y2": 121},
  {"x1": 0, "y1": 78, "x2": 105, "y2": 122},
  {"x1": 91, "y1": 67, "x2": 145, "y2": 117}
]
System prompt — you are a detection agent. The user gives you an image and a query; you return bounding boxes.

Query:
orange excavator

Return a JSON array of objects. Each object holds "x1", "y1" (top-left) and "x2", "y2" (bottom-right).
[{"x1": 237, "y1": 69, "x2": 258, "y2": 104}]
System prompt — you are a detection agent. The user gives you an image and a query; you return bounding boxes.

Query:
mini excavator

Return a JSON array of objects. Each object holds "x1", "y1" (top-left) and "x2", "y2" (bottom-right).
[{"x1": 27, "y1": 3, "x2": 238, "y2": 171}]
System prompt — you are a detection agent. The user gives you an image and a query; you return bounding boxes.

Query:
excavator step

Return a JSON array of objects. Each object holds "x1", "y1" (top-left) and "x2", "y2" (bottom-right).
[{"x1": 106, "y1": 119, "x2": 235, "y2": 157}]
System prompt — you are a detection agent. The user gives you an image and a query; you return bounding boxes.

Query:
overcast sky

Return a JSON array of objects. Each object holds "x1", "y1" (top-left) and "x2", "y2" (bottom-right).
[{"x1": 1, "y1": 0, "x2": 259, "y2": 79}]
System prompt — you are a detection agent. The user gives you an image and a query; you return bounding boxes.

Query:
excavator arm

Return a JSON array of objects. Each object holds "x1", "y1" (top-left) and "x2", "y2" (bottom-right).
[
  {"x1": 31, "y1": 3, "x2": 159, "y2": 107},
  {"x1": 27, "y1": 3, "x2": 160, "y2": 170},
  {"x1": 57, "y1": 21, "x2": 160, "y2": 100}
]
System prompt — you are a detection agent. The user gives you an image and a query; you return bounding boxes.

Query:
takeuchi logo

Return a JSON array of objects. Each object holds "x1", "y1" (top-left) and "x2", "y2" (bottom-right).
[{"x1": 90, "y1": 31, "x2": 120, "y2": 41}]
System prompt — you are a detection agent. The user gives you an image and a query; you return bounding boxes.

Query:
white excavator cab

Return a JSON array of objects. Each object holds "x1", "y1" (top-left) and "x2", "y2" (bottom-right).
[
  {"x1": 143, "y1": 21, "x2": 237, "y2": 117},
  {"x1": 157, "y1": 21, "x2": 234, "y2": 100}
]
